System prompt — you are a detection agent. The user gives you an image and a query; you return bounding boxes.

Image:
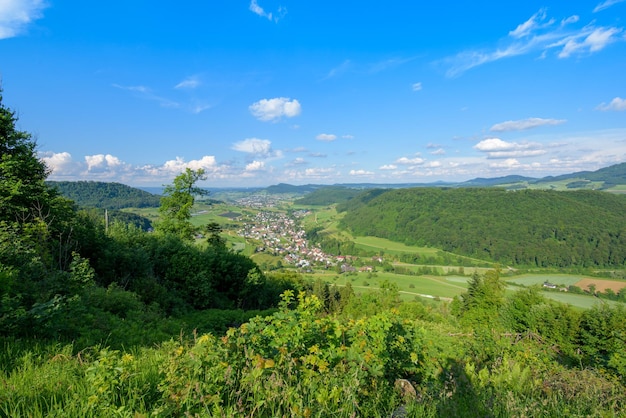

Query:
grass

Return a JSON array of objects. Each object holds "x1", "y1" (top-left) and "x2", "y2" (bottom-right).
[
  {"x1": 310, "y1": 271, "x2": 469, "y2": 300},
  {"x1": 541, "y1": 292, "x2": 621, "y2": 309},
  {"x1": 354, "y1": 236, "x2": 441, "y2": 256},
  {"x1": 506, "y1": 274, "x2": 586, "y2": 287}
]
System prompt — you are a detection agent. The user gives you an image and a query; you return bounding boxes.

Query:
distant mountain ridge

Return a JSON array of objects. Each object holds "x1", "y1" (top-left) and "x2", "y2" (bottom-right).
[
  {"x1": 263, "y1": 161, "x2": 626, "y2": 195},
  {"x1": 48, "y1": 162, "x2": 626, "y2": 207}
]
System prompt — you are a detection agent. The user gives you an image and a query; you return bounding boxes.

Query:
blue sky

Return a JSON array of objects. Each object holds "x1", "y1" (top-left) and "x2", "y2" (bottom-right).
[{"x1": 1, "y1": 0, "x2": 625, "y2": 187}]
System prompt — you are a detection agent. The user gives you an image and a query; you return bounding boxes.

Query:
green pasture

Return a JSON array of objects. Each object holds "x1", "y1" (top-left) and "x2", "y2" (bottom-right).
[
  {"x1": 310, "y1": 270, "x2": 469, "y2": 300},
  {"x1": 354, "y1": 236, "x2": 441, "y2": 256},
  {"x1": 505, "y1": 274, "x2": 586, "y2": 287},
  {"x1": 541, "y1": 292, "x2": 622, "y2": 309}
]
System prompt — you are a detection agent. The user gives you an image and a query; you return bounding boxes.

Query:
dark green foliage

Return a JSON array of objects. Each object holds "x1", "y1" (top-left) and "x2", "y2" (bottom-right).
[
  {"x1": 338, "y1": 187, "x2": 626, "y2": 267},
  {"x1": 47, "y1": 180, "x2": 161, "y2": 209},
  {"x1": 578, "y1": 304, "x2": 626, "y2": 379},
  {"x1": 453, "y1": 268, "x2": 505, "y2": 328}
]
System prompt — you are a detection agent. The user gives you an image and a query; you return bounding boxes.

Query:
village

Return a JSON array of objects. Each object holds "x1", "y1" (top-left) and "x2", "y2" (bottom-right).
[{"x1": 237, "y1": 210, "x2": 379, "y2": 273}]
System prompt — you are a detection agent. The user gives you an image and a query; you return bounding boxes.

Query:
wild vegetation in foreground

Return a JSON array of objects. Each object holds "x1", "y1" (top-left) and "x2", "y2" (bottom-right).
[{"x1": 2, "y1": 93, "x2": 626, "y2": 416}]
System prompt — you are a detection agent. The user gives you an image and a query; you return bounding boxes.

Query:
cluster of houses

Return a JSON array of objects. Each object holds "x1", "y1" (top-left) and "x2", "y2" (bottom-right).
[{"x1": 237, "y1": 210, "x2": 379, "y2": 271}]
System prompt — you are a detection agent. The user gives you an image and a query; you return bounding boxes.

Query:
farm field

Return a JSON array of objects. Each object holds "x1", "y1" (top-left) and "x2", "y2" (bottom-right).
[
  {"x1": 303, "y1": 270, "x2": 620, "y2": 309},
  {"x1": 354, "y1": 236, "x2": 442, "y2": 256},
  {"x1": 541, "y1": 292, "x2": 623, "y2": 309},
  {"x1": 506, "y1": 274, "x2": 586, "y2": 287},
  {"x1": 576, "y1": 278, "x2": 626, "y2": 293}
]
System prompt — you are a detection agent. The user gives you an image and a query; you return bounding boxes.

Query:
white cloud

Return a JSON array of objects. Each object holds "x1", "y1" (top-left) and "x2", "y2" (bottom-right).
[
  {"x1": 412, "y1": 82, "x2": 423, "y2": 91},
  {"x1": 40, "y1": 151, "x2": 79, "y2": 176},
  {"x1": 444, "y1": 8, "x2": 626, "y2": 77},
  {"x1": 594, "y1": 0, "x2": 626, "y2": 12},
  {"x1": 596, "y1": 97, "x2": 626, "y2": 111},
  {"x1": 342, "y1": 134, "x2": 355, "y2": 139},
  {"x1": 562, "y1": 15, "x2": 580, "y2": 25},
  {"x1": 395, "y1": 156, "x2": 425, "y2": 165},
  {"x1": 141, "y1": 156, "x2": 226, "y2": 180},
  {"x1": 474, "y1": 138, "x2": 516, "y2": 152},
  {"x1": 249, "y1": 0, "x2": 286, "y2": 22},
  {"x1": 316, "y1": 133, "x2": 337, "y2": 142},
  {"x1": 490, "y1": 117, "x2": 566, "y2": 132},
  {"x1": 175, "y1": 76, "x2": 201, "y2": 89},
  {"x1": 474, "y1": 138, "x2": 547, "y2": 158},
  {"x1": 489, "y1": 158, "x2": 524, "y2": 169},
  {"x1": 85, "y1": 154, "x2": 123, "y2": 172},
  {"x1": 430, "y1": 148, "x2": 446, "y2": 155},
  {"x1": 509, "y1": 8, "x2": 553, "y2": 39},
  {"x1": 557, "y1": 27, "x2": 623, "y2": 58},
  {"x1": 379, "y1": 164, "x2": 398, "y2": 170},
  {"x1": 245, "y1": 160, "x2": 266, "y2": 171},
  {"x1": 0, "y1": 0, "x2": 48, "y2": 39},
  {"x1": 349, "y1": 169, "x2": 374, "y2": 176},
  {"x1": 288, "y1": 157, "x2": 307, "y2": 166},
  {"x1": 249, "y1": 97, "x2": 301, "y2": 122},
  {"x1": 232, "y1": 138, "x2": 283, "y2": 159},
  {"x1": 232, "y1": 138, "x2": 272, "y2": 155}
]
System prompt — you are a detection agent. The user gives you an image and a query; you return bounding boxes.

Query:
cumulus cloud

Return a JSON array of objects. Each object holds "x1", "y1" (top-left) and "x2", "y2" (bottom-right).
[
  {"x1": 316, "y1": 133, "x2": 337, "y2": 142},
  {"x1": 40, "y1": 151, "x2": 79, "y2": 176},
  {"x1": 489, "y1": 158, "x2": 524, "y2": 169},
  {"x1": 85, "y1": 154, "x2": 123, "y2": 172},
  {"x1": 158, "y1": 156, "x2": 219, "y2": 174},
  {"x1": 349, "y1": 169, "x2": 374, "y2": 176},
  {"x1": 594, "y1": 0, "x2": 626, "y2": 12},
  {"x1": 0, "y1": 0, "x2": 48, "y2": 39},
  {"x1": 289, "y1": 157, "x2": 307, "y2": 166},
  {"x1": 474, "y1": 138, "x2": 547, "y2": 158},
  {"x1": 249, "y1": 97, "x2": 301, "y2": 122},
  {"x1": 379, "y1": 164, "x2": 398, "y2": 170},
  {"x1": 490, "y1": 117, "x2": 566, "y2": 132},
  {"x1": 412, "y1": 82, "x2": 423, "y2": 91},
  {"x1": 245, "y1": 160, "x2": 266, "y2": 171},
  {"x1": 444, "y1": 8, "x2": 626, "y2": 77},
  {"x1": 232, "y1": 138, "x2": 283, "y2": 159},
  {"x1": 430, "y1": 148, "x2": 446, "y2": 155},
  {"x1": 596, "y1": 97, "x2": 626, "y2": 111},
  {"x1": 232, "y1": 138, "x2": 272, "y2": 155},
  {"x1": 395, "y1": 156, "x2": 425, "y2": 165}
]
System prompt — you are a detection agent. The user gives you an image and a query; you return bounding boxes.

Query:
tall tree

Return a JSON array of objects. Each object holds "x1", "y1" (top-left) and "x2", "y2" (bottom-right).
[
  {"x1": 0, "y1": 90, "x2": 55, "y2": 225},
  {"x1": 156, "y1": 168, "x2": 208, "y2": 240}
]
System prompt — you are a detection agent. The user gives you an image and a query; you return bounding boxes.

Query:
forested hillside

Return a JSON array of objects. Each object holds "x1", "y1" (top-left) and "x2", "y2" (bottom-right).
[
  {"x1": 47, "y1": 180, "x2": 161, "y2": 209},
  {"x1": 338, "y1": 188, "x2": 626, "y2": 267}
]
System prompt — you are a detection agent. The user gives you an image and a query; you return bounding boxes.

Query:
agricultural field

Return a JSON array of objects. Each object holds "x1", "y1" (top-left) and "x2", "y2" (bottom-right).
[
  {"x1": 354, "y1": 236, "x2": 442, "y2": 256},
  {"x1": 506, "y1": 274, "x2": 587, "y2": 287}
]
